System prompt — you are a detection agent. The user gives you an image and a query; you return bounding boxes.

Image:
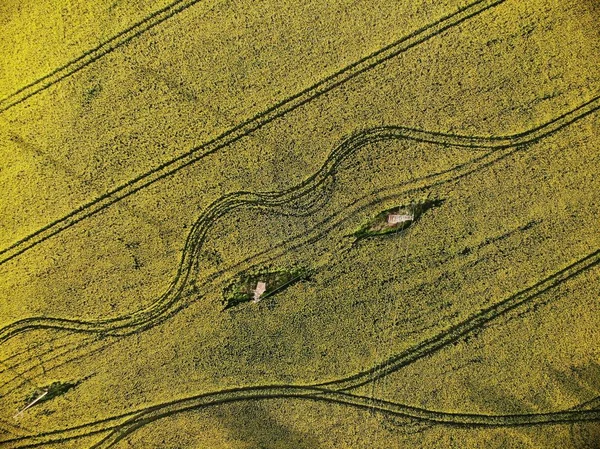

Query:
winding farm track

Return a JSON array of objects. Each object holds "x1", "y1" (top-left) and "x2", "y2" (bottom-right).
[
  {"x1": 2, "y1": 1, "x2": 599, "y2": 446},
  {"x1": 0, "y1": 162, "x2": 555, "y2": 392},
  {"x1": 4, "y1": 383, "x2": 600, "y2": 448},
  {"x1": 0, "y1": 0, "x2": 507, "y2": 267},
  {"x1": 1, "y1": 93, "x2": 598, "y2": 445},
  {"x1": 0, "y1": 96, "x2": 598, "y2": 346},
  {"x1": 4, "y1": 242, "x2": 598, "y2": 445},
  {"x1": 87, "y1": 388, "x2": 600, "y2": 449},
  {"x1": 2, "y1": 99, "x2": 600, "y2": 447},
  {"x1": 0, "y1": 154, "x2": 519, "y2": 392}
]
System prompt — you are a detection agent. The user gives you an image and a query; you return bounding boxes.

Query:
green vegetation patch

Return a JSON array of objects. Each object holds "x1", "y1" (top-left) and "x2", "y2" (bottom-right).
[
  {"x1": 82, "y1": 83, "x2": 103, "y2": 106},
  {"x1": 23, "y1": 381, "x2": 79, "y2": 408},
  {"x1": 353, "y1": 198, "x2": 444, "y2": 240},
  {"x1": 222, "y1": 266, "x2": 311, "y2": 310}
]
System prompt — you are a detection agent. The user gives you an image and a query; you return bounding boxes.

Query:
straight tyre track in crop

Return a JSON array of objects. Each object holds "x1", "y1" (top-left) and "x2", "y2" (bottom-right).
[
  {"x1": 0, "y1": 0, "x2": 506, "y2": 267},
  {"x1": 0, "y1": 144, "x2": 521, "y2": 392},
  {"x1": 2, "y1": 108, "x2": 600, "y2": 448},
  {"x1": 0, "y1": 98, "x2": 597, "y2": 347},
  {"x1": 0, "y1": 0, "x2": 208, "y2": 113},
  {"x1": 4, "y1": 382, "x2": 599, "y2": 448},
  {"x1": 320, "y1": 248, "x2": 600, "y2": 391}
]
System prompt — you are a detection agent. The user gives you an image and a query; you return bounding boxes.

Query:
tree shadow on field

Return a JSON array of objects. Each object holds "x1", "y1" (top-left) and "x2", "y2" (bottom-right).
[
  {"x1": 563, "y1": 361, "x2": 600, "y2": 449},
  {"x1": 570, "y1": 422, "x2": 600, "y2": 449},
  {"x1": 214, "y1": 399, "x2": 320, "y2": 449},
  {"x1": 462, "y1": 359, "x2": 600, "y2": 448}
]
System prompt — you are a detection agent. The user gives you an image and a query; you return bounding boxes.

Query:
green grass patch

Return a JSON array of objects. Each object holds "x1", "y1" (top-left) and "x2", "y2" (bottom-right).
[
  {"x1": 222, "y1": 266, "x2": 311, "y2": 310},
  {"x1": 23, "y1": 381, "x2": 79, "y2": 408},
  {"x1": 353, "y1": 198, "x2": 444, "y2": 240}
]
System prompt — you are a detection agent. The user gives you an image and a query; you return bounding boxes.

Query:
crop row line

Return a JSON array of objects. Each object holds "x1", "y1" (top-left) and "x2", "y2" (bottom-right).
[{"x1": 0, "y1": 0, "x2": 506, "y2": 266}]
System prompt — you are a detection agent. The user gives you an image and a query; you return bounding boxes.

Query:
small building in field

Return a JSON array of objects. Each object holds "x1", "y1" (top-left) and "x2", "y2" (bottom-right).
[
  {"x1": 387, "y1": 212, "x2": 414, "y2": 225},
  {"x1": 253, "y1": 281, "x2": 267, "y2": 302}
]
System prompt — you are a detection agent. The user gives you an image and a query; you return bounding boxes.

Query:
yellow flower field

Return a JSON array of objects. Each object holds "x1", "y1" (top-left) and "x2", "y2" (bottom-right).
[{"x1": 0, "y1": 0, "x2": 599, "y2": 447}]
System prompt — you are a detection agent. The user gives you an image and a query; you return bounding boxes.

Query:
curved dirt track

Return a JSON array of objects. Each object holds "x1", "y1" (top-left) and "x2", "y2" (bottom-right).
[{"x1": 1, "y1": 96, "x2": 597, "y2": 346}]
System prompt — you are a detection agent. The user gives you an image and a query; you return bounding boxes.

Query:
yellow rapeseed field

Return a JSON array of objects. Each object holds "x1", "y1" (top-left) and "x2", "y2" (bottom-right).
[{"x1": 0, "y1": 0, "x2": 599, "y2": 447}]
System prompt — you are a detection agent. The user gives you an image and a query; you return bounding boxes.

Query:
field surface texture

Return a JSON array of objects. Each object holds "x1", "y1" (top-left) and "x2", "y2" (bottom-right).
[{"x1": 0, "y1": 0, "x2": 599, "y2": 448}]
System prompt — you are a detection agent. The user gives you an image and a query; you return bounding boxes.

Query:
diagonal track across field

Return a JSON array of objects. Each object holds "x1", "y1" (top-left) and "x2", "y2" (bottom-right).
[{"x1": 0, "y1": 0, "x2": 506, "y2": 267}]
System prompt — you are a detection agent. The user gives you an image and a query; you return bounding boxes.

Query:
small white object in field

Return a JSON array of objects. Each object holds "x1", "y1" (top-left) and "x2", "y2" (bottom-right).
[
  {"x1": 253, "y1": 281, "x2": 267, "y2": 302},
  {"x1": 13, "y1": 390, "x2": 48, "y2": 419},
  {"x1": 387, "y1": 213, "x2": 414, "y2": 225}
]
